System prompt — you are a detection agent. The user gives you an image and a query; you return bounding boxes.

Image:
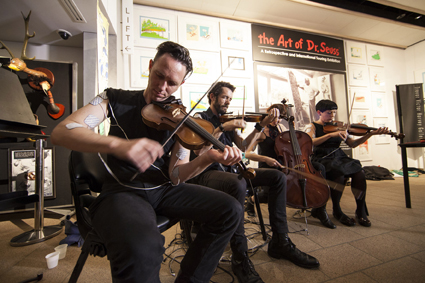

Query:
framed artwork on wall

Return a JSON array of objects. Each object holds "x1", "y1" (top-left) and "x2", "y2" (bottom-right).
[
  {"x1": 349, "y1": 87, "x2": 370, "y2": 109},
  {"x1": 373, "y1": 117, "x2": 390, "y2": 144},
  {"x1": 224, "y1": 78, "x2": 255, "y2": 113},
  {"x1": 219, "y1": 20, "x2": 251, "y2": 51},
  {"x1": 371, "y1": 92, "x2": 388, "y2": 117},
  {"x1": 369, "y1": 66, "x2": 386, "y2": 92},
  {"x1": 220, "y1": 49, "x2": 253, "y2": 78},
  {"x1": 178, "y1": 14, "x2": 219, "y2": 52},
  {"x1": 181, "y1": 84, "x2": 211, "y2": 113},
  {"x1": 186, "y1": 50, "x2": 221, "y2": 85},
  {"x1": 348, "y1": 64, "x2": 369, "y2": 87},
  {"x1": 130, "y1": 47, "x2": 156, "y2": 88},
  {"x1": 351, "y1": 110, "x2": 373, "y2": 161},
  {"x1": 133, "y1": 5, "x2": 177, "y2": 48},
  {"x1": 9, "y1": 148, "x2": 55, "y2": 199},
  {"x1": 367, "y1": 44, "x2": 384, "y2": 66},
  {"x1": 345, "y1": 41, "x2": 367, "y2": 64}
]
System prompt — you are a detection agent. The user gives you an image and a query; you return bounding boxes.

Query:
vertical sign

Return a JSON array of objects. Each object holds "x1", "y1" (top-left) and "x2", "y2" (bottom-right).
[
  {"x1": 396, "y1": 83, "x2": 425, "y2": 142},
  {"x1": 122, "y1": 0, "x2": 133, "y2": 54}
]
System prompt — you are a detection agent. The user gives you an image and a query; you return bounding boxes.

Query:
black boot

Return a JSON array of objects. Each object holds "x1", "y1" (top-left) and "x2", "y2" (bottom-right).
[
  {"x1": 267, "y1": 233, "x2": 320, "y2": 269},
  {"x1": 311, "y1": 205, "x2": 336, "y2": 229},
  {"x1": 231, "y1": 252, "x2": 264, "y2": 283}
]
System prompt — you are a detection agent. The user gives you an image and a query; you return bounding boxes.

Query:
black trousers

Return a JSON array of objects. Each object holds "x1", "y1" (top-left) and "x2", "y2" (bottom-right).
[
  {"x1": 90, "y1": 182, "x2": 242, "y2": 283},
  {"x1": 193, "y1": 168, "x2": 288, "y2": 256}
]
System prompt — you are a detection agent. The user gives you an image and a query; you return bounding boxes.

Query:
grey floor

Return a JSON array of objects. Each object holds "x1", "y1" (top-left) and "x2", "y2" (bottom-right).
[{"x1": 1, "y1": 175, "x2": 424, "y2": 283}]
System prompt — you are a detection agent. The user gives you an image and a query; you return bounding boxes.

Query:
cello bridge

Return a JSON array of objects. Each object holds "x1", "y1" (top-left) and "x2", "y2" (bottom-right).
[{"x1": 294, "y1": 164, "x2": 305, "y2": 170}]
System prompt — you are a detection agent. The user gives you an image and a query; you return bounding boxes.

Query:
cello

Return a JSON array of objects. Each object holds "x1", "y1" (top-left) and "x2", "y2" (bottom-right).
[{"x1": 274, "y1": 101, "x2": 330, "y2": 210}]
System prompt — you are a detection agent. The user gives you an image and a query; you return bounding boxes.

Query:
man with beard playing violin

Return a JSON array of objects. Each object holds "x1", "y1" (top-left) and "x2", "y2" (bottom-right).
[
  {"x1": 51, "y1": 41, "x2": 245, "y2": 283},
  {"x1": 190, "y1": 81, "x2": 320, "y2": 283}
]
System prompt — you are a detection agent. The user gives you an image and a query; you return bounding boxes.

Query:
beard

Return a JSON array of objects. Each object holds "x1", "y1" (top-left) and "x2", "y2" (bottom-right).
[{"x1": 213, "y1": 101, "x2": 227, "y2": 115}]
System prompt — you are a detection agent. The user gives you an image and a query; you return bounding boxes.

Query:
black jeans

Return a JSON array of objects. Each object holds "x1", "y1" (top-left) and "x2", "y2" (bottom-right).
[
  {"x1": 193, "y1": 168, "x2": 288, "y2": 256},
  {"x1": 90, "y1": 182, "x2": 242, "y2": 283}
]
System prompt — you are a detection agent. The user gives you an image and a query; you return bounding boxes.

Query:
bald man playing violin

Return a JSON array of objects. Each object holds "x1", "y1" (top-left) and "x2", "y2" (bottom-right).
[
  {"x1": 190, "y1": 81, "x2": 320, "y2": 283},
  {"x1": 51, "y1": 41, "x2": 245, "y2": 283}
]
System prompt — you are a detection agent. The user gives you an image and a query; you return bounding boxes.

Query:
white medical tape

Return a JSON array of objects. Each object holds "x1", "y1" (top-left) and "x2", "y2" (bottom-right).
[{"x1": 66, "y1": 123, "x2": 84, "y2": 130}]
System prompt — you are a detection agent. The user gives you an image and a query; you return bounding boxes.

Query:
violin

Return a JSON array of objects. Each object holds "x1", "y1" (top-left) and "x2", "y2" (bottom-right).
[
  {"x1": 323, "y1": 121, "x2": 405, "y2": 140},
  {"x1": 141, "y1": 100, "x2": 256, "y2": 179},
  {"x1": 274, "y1": 101, "x2": 330, "y2": 209},
  {"x1": 219, "y1": 112, "x2": 267, "y2": 123}
]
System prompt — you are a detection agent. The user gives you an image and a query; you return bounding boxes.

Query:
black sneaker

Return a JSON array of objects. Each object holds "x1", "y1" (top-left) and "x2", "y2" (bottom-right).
[
  {"x1": 245, "y1": 198, "x2": 256, "y2": 217},
  {"x1": 231, "y1": 254, "x2": 264, "y2": 283}
]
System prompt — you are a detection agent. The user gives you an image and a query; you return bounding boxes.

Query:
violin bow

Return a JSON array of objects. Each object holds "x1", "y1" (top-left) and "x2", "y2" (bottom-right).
[{"x1": 161, "y1": 57, "x2": 237, "y2": 148}]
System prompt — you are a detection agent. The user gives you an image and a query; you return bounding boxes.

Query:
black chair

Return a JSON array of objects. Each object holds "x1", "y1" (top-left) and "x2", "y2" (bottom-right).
[{"x1": 68, "y1": 151, "x2": 177, "y2": 283}]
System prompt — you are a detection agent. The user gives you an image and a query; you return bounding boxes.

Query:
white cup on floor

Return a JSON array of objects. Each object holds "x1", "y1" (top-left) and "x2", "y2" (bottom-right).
[
  {"x1": 54, "y1": 244, "x2": 68, "y2": 259},
  {"x1": 45, "y1": 251, "x2": 60, "y2": 269}
]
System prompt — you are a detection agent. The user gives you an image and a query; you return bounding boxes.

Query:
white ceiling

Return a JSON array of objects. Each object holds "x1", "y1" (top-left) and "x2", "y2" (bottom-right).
[{"x1": 0, "y1": 0, "x2": 424, "y2": 51}]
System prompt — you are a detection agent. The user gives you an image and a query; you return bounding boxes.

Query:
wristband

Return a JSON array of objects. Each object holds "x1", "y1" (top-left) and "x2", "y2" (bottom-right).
[
  {"x1": 219, "y1": 124, "x2": 225, "y2": 132},
  {"x1": 255, "y1": 123, "x2": 264, "y2": 132}
]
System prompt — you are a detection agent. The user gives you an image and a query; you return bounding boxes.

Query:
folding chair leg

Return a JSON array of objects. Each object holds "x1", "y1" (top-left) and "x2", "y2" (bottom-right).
[{"x1": 68, "y1": 246, "x2": 90, "y2": 283}]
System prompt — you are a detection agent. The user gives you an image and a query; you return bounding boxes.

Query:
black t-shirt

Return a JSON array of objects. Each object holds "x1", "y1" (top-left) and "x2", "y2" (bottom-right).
[
  {"x1": 105, "y1": 88, "x2": 175, "y2": 188},
  {"x1": 191, "y1": 108, "x2": 235, "y2": 173}
]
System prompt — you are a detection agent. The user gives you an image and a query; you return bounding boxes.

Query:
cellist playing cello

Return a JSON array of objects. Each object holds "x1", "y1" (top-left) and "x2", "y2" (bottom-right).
[
  {"x1": 245, "y1": 103, "x2": 337, "y2": 229},
  {"x1": 305, "y1": 99, "x2": 389, "y2": 227}
]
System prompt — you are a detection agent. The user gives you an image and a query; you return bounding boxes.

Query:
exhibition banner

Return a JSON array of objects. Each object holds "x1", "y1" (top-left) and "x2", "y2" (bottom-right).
[
  {"x1": 396, "y1": 83, "x2": 425, "y2": 142},
  {"x1": 251, "y1": 24, "x2": 346, "y2": 71}
]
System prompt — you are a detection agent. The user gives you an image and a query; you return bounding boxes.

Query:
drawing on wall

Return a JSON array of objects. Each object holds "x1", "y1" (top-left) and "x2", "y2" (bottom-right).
[
  {"x1": 345, "y1": 41, "x2": 367, "y2": 64},
  {"x1": 374, "y1": 117, "x2": 390, "y2": 144},
  {"x1": 348, "y1": 64, "x2": 369, "y2": 87},
  {"x1": 181, "y1": 84, "x2": 210, "y2": 113},
  {"x1": 186, "y1": 51, "x2": 220, "y2": 84},
  {"x1": 372, "y1": 92, "x2": 388, "y2": 117},
  {"x1": 220, "y1": 49, "x2": 253, "y2": 78},
  {"x1": 224, "y1": 78, "x2": 255, "y2": 113},
  {"x1": 369, "y1": 66, "x2": 386, "y2": 91},
  {"x1": 140, "y1": 17, "x2": 169, "y2": 40},
  {"x1": 9, "y1": 148, "x2": 55, "y2": 199},
  {"x1": 367, "y1": 44, "x2": 384, "y2": 66},
  {"x1": 254, "y1": 63, "x2": 347, "y2": 131},
  {"x1": 351, "y1": 110, "x2": 373, "y2": 161},
  {"x1": 349, "y1": 87, "x2": 370, "y2": 109},
  {"x1": 130, "y1": 48, "x2": 156, "y2": 88},
  {"x1": 178, "y1": 15, "x2": 219, "y2": 51},
  {"x1": 133, "y1": 6, "x2": 177, "y2": 48},
  {"x1": 219, "y1": 20, "x2": 251, "y2": 50}
]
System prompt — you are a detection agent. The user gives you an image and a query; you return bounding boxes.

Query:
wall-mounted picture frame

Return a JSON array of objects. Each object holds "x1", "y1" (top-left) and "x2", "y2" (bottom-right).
[
  {"x1": 186, "y1": 50, "x2": 221, "y2": 85},
  {"x1": 9, "y1": 148, "x2": 55, "y2": 199},
  {"x1": 371, "y1": 91, "x2": 388, "y2": 117},
  {"x1": 133, "y1": 5, "x2": 177, "y2": 48},
  {"x1": 348, "y1": 64, "x2": 369, "y2": 87},
  {"x1": 220, "y1": 49, "x2": 253, "y2": 78},
  {"x1": 130, "y1": 47, "x2": 156, "y2": 88},
  {"x1": 224, "y1": 78, "x2": 255, "y2": 113},
  {"x1": 369, "y1": 66, "x2": 386, "y2": 92},
  {"x1": 349, "y1": 87, "x2": 370, "y2": 109},
  {"x1": 178, "y1": 14, "x2": 219, "y2": 52},
  {"x1": 219, "y1": 20, "x2": 251, "y2": 51},
  {"x1": 181, "y1": 84, "x2": 211, "y2": 113},
  {"x1": 351, "y1": 110, "x2": 373, "y2": 161},
  {"x1": 373, "y1": 117, "x2": 390, "y2": 144},
  {"x1": 345, "y1": 41, "x2": 367, "y2": 65},
  {"x1": 367, "y1": 44, "x2": 384, "y2": 66}
]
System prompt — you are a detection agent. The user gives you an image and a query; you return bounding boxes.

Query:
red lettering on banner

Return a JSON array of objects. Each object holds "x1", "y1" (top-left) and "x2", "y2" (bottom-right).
[{"x1": 258, "y1": 33, "x2": 274, "y2": 45}]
